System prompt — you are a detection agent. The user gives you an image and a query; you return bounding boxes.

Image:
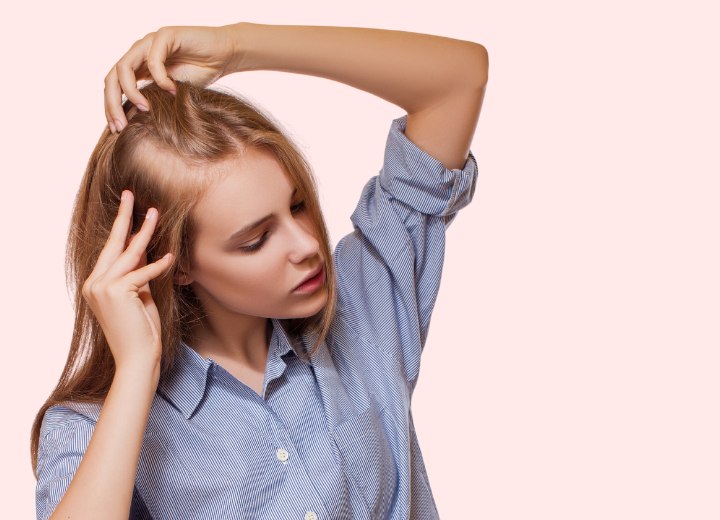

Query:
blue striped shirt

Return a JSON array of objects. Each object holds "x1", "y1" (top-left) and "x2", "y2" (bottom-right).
[{"x1": 36, "y1": 114, "x2": 478, "y2": 520}]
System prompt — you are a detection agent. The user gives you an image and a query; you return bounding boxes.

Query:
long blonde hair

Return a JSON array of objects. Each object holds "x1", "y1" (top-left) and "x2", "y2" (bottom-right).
[{"x1": 30, "y1": 81, "x2": 337, "y2": 477}]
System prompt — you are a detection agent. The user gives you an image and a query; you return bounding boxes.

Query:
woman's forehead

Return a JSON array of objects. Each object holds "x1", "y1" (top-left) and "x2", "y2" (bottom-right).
[{"x1": 192, "y1": 149, "x2": 296, "y2": 233}]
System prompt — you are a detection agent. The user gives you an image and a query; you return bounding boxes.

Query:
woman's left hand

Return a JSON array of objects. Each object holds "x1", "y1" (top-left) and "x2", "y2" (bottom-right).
[{"x1": 104, "y1": 24, "x2": 242, "y2": 133}]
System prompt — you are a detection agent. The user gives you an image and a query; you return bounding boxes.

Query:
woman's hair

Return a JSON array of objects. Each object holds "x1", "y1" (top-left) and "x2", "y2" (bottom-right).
[{"x1": 30, "y1": 80, "x2": 337, "y2": 477}]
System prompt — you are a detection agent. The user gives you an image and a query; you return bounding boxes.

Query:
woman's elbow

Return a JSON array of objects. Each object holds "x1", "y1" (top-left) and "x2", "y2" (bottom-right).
[
  {"x1": 455, "y1": 41, "x2": 489, "y2": 89},
  {"x1": 471, "y1": 43, "x2": 489, "y2": 87}
]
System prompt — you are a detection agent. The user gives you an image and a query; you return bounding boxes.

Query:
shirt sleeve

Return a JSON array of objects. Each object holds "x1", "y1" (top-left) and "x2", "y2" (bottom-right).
[
  {"x1": 333, "y1": 114, "x2": 478, "y2": 386},
  {"x1": 35, "y1": 405, "x2": 152, "y2": 520}
]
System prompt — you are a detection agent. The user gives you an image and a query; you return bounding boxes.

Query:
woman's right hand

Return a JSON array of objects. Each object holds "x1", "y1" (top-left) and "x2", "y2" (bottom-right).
[
  {"x1": 104, "y1": 24, "x2": 243, "y2": 133},
  {"x1": 82, "y1": 190, "x2": 174, "y2": 374}
]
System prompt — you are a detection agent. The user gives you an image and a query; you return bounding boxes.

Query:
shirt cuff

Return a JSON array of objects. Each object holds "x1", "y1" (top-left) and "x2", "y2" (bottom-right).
[{"x1": 378, "y1": 114, "x2": 479, "y2": 217}]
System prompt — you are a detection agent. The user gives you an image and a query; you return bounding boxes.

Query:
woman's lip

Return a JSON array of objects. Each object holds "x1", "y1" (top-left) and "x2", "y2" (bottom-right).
[{"x1": 293, "y1": 265, "x2": 325, "y2": 292}]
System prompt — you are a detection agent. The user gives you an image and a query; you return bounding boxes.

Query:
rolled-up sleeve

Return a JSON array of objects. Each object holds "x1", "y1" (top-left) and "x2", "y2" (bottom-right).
[
  {"x1": 333, "y1": 114, "x2": 478, "y2": 386},
  {"x1": 36, "y1": 405, "x2": 151, "y2": 520},
  {"x1": 377, "y1": 115, "x2": 477, "y2": 219},
  {"x1": 36, "y1": 406, "x2": 95, "y2": 520}
]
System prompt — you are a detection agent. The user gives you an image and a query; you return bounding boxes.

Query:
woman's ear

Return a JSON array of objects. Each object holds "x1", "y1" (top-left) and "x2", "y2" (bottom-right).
[
  {"x1": 173, "y1": 260, "x2": 194, "y2": 285},
  {"x1": 174, "y1": 272, "x2": 193, "y2": 285}
]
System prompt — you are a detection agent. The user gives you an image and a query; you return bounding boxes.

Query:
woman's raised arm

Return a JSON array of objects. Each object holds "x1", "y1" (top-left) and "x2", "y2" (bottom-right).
[{"x1": 105, "y1": 23, "x2": 488, "y2": 170}]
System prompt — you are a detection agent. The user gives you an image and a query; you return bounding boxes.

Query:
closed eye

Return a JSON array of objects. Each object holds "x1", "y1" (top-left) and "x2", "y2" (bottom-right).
[
  {"x1": 291, "y1": 200, "x2": 306, "y2": 213},
  {"x1": 238, "y1": 200, "x2": 306, "y2": 253},
  {"x1": 239, "y1": 231, "x2": 269, "y2": 252}
]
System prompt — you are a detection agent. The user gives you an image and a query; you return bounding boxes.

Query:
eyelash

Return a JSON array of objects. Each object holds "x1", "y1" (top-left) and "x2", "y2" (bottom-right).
[{"x1": 239, "y1": 200, "x2": 306, "y2": 253}]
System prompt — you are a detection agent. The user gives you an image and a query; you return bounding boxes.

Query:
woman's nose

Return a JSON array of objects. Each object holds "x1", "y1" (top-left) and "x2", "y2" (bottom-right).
[{"x1": 287, "y1": 218, "x2": 320, "y2": 264}]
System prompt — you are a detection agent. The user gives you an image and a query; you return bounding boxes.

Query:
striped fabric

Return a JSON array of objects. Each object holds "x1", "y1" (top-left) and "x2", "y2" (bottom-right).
[{"x1": 36, "y1": 114, "x2": 478, "y2": 520}]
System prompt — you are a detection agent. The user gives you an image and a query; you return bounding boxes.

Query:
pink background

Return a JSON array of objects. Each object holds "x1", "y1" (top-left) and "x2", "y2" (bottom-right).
[{"x1": 3, "y1": 1, "x2": 719, "y2": 518}]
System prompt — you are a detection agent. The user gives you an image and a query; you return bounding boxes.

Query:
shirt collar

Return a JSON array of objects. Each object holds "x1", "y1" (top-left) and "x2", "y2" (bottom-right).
[
  {"x1": 157, "y1": 339, "x2": 214, "y2": 420},
  {"x1": 157, "y1": 318, "x2": 302, "y2": 420},
  {"x1": 271, "y1": 317, "x2": 295, "y2": 358}
]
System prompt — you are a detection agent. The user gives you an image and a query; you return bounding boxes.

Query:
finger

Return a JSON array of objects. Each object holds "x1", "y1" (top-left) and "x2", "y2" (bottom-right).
[
  {"x1": 123, "y1": 231, "x2": 149, "y2": 270},
  {"x1": 124, "y1": 252, "x2": 174, "y2": 293},
  {"x1": 105, "y1": 34, "x2": 154, "y2": 131},
  {"x1": 105, "y1": 206, "x2": 161, "y2": 279},
  {"x1": 92, "y1": 190, "x2": 135, "y2": 275},
  {"x1": 106, "y1": 115, "x2": 116, "y2": 134},
  {"x1": 103, "y1": 66, "x2": 125, "y2": 133},
  {"x1": 145, "y1": 27, "x2": 178, "y2": 93},
  {"x1": 104, "y1": 100, "x2": 116, "y2": 134},
  {"x1": 115, "y1": 38, "x2": 154, "y2": 119},
  {"x1": 138, "y1": 279, "x2": 161, "y2": 323},
  {"x1": 131, "y1": 237, "x2": 149, "y2": 268}
]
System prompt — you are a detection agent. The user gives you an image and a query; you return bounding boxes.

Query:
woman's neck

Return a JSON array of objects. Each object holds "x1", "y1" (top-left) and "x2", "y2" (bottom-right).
[{"x1": 188, "y1": 315, "x2": 272, "y2": 372}]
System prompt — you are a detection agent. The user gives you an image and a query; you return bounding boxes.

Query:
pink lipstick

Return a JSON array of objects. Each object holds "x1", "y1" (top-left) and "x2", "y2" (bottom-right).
[{"x1": 293, "y1": 265, "x2": 326, "y2": 294}]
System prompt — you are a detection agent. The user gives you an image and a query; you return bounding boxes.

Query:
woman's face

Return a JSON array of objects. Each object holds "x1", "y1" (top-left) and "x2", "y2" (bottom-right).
[{"x1": 180, "y1": 146, "x2": 328, "y2": 320}]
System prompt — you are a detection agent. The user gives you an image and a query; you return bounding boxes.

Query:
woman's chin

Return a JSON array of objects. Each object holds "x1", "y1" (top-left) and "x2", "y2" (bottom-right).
[{"x1": 287, "y1": 290, "x2": 329, "y2": 319}]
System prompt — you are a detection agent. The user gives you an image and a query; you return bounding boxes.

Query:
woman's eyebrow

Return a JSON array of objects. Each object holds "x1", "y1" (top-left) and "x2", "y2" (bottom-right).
[
  {"x1": 226, "y1": 187, "x2": 298, "y2": 242},
  {"x1": 227, "y1": 215, "x2": 274, "y2": 242}
]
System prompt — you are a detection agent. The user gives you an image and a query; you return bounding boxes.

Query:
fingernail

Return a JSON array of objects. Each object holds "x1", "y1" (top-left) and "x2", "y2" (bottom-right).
[
  {"x1": 137, "y1": 103, "x2": 148, "y2": 112},
  {"x1": 109, "y1": 121, "x2": 117, "y2": 133},
  {"x1": 146, "y1": 208, "x2": 156, "y2": 220},
  {"x1": 114, "y1": 119, "x2": 124, "y2": 131}
]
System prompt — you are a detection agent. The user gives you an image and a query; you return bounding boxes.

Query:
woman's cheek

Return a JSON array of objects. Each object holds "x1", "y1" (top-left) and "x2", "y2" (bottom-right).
[{"x1": 247, "y1": 248, "x2": 286, "y2": 287}]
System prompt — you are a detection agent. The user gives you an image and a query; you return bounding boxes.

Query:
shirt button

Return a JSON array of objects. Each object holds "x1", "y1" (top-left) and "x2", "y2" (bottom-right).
[
  {"x1": 304, "y1": 512, "x2": 318, "y2": 520},
  {"x1": 276, "y1": 448, "x2": 289, "y2": 463}
]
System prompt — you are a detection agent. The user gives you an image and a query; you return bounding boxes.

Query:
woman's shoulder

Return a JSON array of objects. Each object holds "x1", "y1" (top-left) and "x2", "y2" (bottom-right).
[{"x1": 42, "y1": 401, "x2": 103, "y2": 432}]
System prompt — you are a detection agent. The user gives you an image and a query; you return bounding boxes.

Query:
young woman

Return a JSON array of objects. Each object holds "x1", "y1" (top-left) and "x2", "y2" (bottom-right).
[{"x1": 31, "y1": 22, "x2": 488, "y2": 520}]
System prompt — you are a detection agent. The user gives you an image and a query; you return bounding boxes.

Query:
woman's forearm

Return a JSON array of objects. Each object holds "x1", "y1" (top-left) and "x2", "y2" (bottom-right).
[
  {"x1": 230, "y1": 23, "x2": 488, "y2": 115},
  {"x1": 49, "y1": 363, "x2": 159, "y2": 520}
]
